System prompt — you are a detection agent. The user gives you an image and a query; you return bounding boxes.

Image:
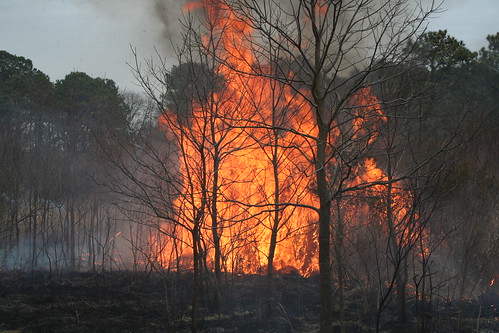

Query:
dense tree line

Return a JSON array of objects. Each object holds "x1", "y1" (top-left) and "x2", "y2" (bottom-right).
[
  {"x1": 0, "y1": 51, "x2": 135, "y2": 274},
  {"x1": 0, "y1": 9, "x2": 497, "y2": 332}
]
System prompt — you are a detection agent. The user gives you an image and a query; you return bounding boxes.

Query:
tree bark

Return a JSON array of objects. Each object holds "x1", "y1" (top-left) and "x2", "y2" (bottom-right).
[
  {"x1": 210, "y1": 152, "x2": 222, "y2": 313},
  {"x1": 335, "y1": 199, "x2": 346, "y2": 333},
  {"x1": 317, "y1": 121, "x2": 333, "y2": 333},
  {"x1": 191, "y1": 223, "x2": 201, "y2": 333}
]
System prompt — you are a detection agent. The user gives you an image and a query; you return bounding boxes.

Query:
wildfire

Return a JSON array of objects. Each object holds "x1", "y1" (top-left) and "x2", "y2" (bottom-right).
[
  {"x1": 183, "y1": 1, "x2": 204, "y2": 12},
  {"x1": 152, "y1": 0, "x2": 418, "y2": 277},
  {"x1": 491, "y1": 278, "x2": 495, "y2": 287}
]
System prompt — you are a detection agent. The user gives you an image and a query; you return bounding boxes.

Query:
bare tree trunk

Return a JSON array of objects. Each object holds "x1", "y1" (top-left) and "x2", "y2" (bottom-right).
[
  {"x1": 317, "y1": 121, "x2": 333, "y2": 333},
  {"x1": 265, "y1": 127, "x2": 282, "y2": 319},
  {"x1": 89, "y1": 197, "x2": 98, "y2": 272},
  {"x1": 335, "y1": 199, "x2": 346, "y2": 333},
  {"x1": 70, "y1": 197, "x2": 76, "y2": 271},
  {"x1": 191, "y1": 221, "x2": 203, "y2": 333},
  {"x1": 386, "y1": 171, "x2": 407, "y2": 324},
  {"x1": 396, "y1": 258, "x2": 408, "y2": 323},
  {"x1": 209, "y1": 132, "x2": 222, "y2": 313},
  {"x1": 266, "y1": 216, "x2": 279, "y2": 318},
  {"x1": 30, "y1": 187, "x2": 39, "y2": 275}
]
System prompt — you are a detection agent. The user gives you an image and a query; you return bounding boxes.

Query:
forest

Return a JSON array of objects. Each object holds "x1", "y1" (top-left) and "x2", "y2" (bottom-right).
[{"x1": 0, "y1": 1, "x2": 498, "y2": 332}]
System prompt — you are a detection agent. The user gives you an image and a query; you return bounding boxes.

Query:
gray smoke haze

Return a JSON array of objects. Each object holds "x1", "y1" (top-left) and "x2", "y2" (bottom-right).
[
  {"x1": 80, "y1": 0, "x2": 192, "y2": 70},
  {"x1": 153, "y1": 0, "x2": 191, "y2": 44},
  {"x1": 62, "y1": 0, "x2": 197, "y2": 91},
  {"x1": 1, "y1": 0, "x2": 496, "y2": 93}
]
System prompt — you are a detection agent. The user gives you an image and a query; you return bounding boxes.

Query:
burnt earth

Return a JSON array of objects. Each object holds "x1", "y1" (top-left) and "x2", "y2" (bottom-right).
[
  {"x1": 0, "y1": 271, "x2": 498, "y2": 332},
  {"x1": 0, "y1": 271, "x2": 314, "y2": 332},
  {"x1": 0, "y1": 271, "x2": 172, "y2": 332}
]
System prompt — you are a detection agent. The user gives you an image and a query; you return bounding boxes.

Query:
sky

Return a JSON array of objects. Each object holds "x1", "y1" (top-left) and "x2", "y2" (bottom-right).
[{"x1": 1, "y1": 0, "x2": 498, "y2": 93}]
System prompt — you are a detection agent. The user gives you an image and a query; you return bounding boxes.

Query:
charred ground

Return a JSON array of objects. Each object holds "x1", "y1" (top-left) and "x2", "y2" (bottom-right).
[{"x1": 0, "y1": 271, "x2": 497, "y2": 332}]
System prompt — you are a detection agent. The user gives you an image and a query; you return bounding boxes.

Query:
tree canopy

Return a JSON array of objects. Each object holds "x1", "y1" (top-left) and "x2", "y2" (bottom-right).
[{"x1": 409, "y1": 30, "x2": 477, "y2": 72}]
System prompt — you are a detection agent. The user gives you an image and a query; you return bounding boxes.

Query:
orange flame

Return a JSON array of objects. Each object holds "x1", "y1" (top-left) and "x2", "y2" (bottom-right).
[
  {"x1": 151, "y1": 0, "x2": 419, "y2": 277},
  {"x1": 183, "y1": 1, "x2": 204, "y2": 12}
]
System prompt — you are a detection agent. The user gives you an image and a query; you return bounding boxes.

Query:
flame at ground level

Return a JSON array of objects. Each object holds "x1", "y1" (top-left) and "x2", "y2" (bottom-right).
[{"x1": 153, "y1": 86, "x2": 416, "y2": 276}]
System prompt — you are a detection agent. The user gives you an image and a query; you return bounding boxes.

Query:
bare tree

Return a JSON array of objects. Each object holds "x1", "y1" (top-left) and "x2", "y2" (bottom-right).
[{"x1": 214, "y1": 1, "x2": 439, "y2": 331}]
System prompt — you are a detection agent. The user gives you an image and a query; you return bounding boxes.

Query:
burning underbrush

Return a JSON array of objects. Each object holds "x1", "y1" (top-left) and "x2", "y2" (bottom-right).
[{"x1": 0, "y1": 270, "x2": 497, "y2": 332}]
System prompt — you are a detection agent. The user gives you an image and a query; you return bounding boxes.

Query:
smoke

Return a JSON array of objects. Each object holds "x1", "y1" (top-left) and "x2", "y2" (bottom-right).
[
  {"x1": 80, "y1": 0, "x2": 191, "y2": 61},
  {"x1": 154, "y1": 0, "x2": 191, "y2": 44},
  {"x1": 80, "y1": 0, "x2": 438, "y2": 65},
  {"x1": 56, "y1": 0, "x2": 202, "y2": 92}
]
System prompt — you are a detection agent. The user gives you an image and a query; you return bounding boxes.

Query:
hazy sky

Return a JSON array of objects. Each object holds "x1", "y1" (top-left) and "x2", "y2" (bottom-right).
[{"x1": 1, "y1": 0, "x2": 498, "y2": 92}]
